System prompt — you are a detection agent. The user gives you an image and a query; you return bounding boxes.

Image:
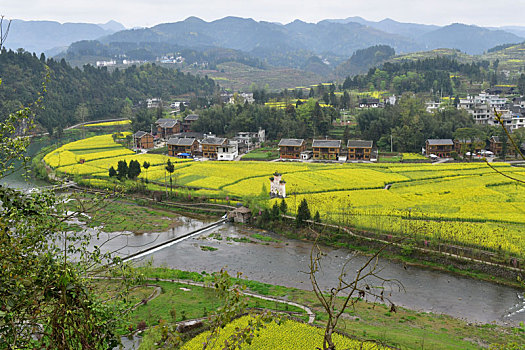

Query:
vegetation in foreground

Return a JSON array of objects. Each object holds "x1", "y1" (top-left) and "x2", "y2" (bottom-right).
[{"x1": 123, "y1": 268, "x2": 525, "y2": 350}]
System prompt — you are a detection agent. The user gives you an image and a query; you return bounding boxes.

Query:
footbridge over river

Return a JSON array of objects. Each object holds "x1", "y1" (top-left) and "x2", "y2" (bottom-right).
[{"x1": 120, "y1": 218, "x2": 228, "y2": 263}]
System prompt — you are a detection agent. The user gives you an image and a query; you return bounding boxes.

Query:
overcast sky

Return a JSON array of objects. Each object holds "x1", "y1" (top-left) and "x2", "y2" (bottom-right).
[{"x1": 4, "y1": 0, "x2": 525, "y2": 28}]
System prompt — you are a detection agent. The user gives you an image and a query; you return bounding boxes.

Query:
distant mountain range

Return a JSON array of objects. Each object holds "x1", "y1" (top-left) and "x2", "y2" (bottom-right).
[
  {"x1": 6, "y1": 16, "x2": 525, "y2": 80},
  {"x1": 4, "y1": 19, "x2": 125, "y2": 56},
  {"x1": 94, "y1": 16, "x2": 523, "y2": 56}
]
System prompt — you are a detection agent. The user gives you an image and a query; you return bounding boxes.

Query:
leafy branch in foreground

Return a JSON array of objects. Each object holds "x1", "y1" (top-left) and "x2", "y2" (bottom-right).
[{"x1": 0, "y1": 52, "x2": 138, "y2": 349}]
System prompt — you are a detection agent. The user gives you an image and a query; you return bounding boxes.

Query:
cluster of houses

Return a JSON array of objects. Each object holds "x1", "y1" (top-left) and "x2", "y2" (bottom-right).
[
  {"x1": 424, "y1": 92, "x2": 525, "y2": 130},
  {"x1": 132, "y1": 114, "x2": 266, "y2": 160},
  {"x1": 278, "y1": 138, "x2": 375, "y2": 161},
  {"x1": 424, "y1": 136, "x2": 512, "y2": 158}
]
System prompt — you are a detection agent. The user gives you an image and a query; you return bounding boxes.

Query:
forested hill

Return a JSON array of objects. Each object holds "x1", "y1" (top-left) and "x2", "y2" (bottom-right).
[
  {"x1": 342, "y1": 56, "x2": 492, "y2": 96},
  {"x1": 0, "y1": 49, "x2": 216, "y2": 133}
]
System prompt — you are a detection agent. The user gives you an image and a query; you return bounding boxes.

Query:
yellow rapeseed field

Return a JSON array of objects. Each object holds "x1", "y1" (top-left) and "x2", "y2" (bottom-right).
[
  {"x1": 181, "y1": 316, "x2": 381, "y2": 350},
  {"x1": 84, "y1": 120, "x2": 131, "y2": 127},
  {"x1": 44, "y1": 134, "x2": 525, "y2": 256}
]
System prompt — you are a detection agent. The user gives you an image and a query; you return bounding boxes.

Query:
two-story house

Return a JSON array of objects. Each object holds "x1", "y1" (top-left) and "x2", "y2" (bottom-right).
[
  {"x1": 347, "y1": 140, "x2": 373, "y2": 160},
  {"x1": 167, "y1": 137, "x2": 199, "y2": 157},
  {"x1": 425, "y1": 139, "x2": 454, "y2": 158},
  {"x1": 201, "y1": 137, "x2": 227, "y2": 159},
  {"x1": 278, "y1": 139, "x2": 306, "y2": 159},
  {"x1": 312, "y1": 140, "x2": 341, "y2": 160},
  {"x1": 133, "y1": 131, "x2": 154, "y2": 149}
]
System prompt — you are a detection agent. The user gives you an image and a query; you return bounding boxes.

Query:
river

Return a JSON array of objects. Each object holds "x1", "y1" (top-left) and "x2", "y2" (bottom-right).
[
  {"x1": 1, "y1": 138, "x2": 51, "y2": 189},
  {"x1": 95, "y1": 221, "x2": 525, "y2": 326}
]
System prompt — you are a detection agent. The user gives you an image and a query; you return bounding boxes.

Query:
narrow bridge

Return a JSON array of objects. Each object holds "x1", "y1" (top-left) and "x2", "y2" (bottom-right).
[{"x1": 120, "y1": 218, "x2": 227, "y2": 263}]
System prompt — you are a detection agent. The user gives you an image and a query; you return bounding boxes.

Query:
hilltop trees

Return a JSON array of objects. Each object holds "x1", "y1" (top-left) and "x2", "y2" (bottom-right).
[
  {"x1": 193, "y1": 98, "x2": 335, "y2": 140},
  {"x1": 0, "y1": 49, "x2": 216, "y2": 132}
]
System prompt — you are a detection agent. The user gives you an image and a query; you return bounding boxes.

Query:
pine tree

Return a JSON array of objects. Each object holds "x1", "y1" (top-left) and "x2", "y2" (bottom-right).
[
  {"x1": 108, "y1": 166, "x2": 116, "y2": 178},
  {"x1": 296, "y1": 198, "x2": 311, "y2": 228},
  {"x1": 279, "y1": 199, "x2": 288, "y2": 214},
  {"x1": 127, "y1": 160, "x2": 141, "y2": 179},
  {"x1": 271, "y1": 202, "x2": 280, "y2": 221},
  {"x1": 116, "y1": 160, "x2": 128, "y2": 180}
]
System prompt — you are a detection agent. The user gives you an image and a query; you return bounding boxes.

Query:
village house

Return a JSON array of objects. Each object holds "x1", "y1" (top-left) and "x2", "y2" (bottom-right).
[
  {"x1": 454, "y1": 139, "x2": 484, "y2": 155},
  {"x1": 182, "y1": 114, "x2": 199, "y2": 132},
  {"x1": 458, "y1": 92, "x2": 513, "y2": 126},
  {"x1": 278, "y1": 139, "x2": 306, "y2": 159},
  {"x1": 147, "y1": 98, "x2": 162, "y2": 109},
  {"x1": 201, "y1": 137, "x2": 227, "y2": 159},
  {"x1": 425, "y1": 139, "x2": 454, "y2": 158},
  {"x1": 217, "y1": 141, "x2": 239, "y2": 161},
  {"x1": 233, "y1": 129, "x2": 266, "y2": 153},
  {"x1": 312, "y1": 139, "x2": 341, "y2": 160},
  {"x1": 167, "y1": 137, "x2": 199, "y2": 157},
  {"x1": 347, "y1": 140, "x2": 373, "y2": 161},
  {"x1": 133, "y1": 131, "x2": 154, "y2": 149},
  {"x1": 156, "y1": 118, "x2": 181, "y2": 139},
  {"x1": 359, "y1": 98, "x2": 380, "y2": 108}
]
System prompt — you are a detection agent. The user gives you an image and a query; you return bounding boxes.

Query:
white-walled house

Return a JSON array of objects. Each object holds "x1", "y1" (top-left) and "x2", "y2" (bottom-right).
[{"x1": 217, "y1": 141, "x2": 239, "y2": 161}]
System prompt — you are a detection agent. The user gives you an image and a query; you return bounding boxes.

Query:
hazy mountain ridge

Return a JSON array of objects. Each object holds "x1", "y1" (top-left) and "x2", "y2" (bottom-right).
[
  {"x1": 419, "y1": 23, "x2": 523, "y2": 54},
  {"x1": 91, "y1": 16, "x2": 524, "y2": 62},
  {"x1": 5, "y1": 19, "x2": 126, "y2": 56}
]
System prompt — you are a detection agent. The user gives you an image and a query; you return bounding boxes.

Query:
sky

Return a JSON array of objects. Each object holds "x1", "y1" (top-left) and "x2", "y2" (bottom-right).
[{"x1": 3, "y1": 0, "x2": 525, "y2": 28}]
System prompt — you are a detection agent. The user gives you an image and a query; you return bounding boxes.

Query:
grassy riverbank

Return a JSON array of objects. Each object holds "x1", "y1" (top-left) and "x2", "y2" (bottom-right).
[{"x1": 112, "y1": 267, "x2": 525, "y2": 349}]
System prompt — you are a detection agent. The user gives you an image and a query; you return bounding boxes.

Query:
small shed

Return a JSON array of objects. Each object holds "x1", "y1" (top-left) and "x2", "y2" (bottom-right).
[{"x1": 227, "y1": 207, "x2": 252, "y2": 223}]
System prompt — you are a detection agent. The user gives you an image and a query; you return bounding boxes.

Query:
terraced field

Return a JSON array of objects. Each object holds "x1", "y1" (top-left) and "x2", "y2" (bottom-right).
[{"x1": 44, "y1": 134, "x2": 525, "y2": 257}]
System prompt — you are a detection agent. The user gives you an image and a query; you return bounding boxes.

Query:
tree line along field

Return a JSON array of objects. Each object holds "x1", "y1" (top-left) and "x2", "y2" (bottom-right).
[{"x1": 44, "y1": 134, "x2": 525, "y2": 258}]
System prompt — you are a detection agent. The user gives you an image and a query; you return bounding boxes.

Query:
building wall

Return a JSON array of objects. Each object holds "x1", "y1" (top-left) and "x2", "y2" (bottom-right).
[
  {"x1": 425, "y1": 143, "x2": 453, "y2": 157},
  {"x1": 313, "y1": 147, "x2": 340, "y2": 160},
  {"x1": 137, "y1": 135, "x2": 154, "y2": 149},
  {"x1": 348, "y1": 147, "x2": 371, "y2": 160},
  {"x1": 279, "y1": 144, "x2": 306, "y2": 159}
]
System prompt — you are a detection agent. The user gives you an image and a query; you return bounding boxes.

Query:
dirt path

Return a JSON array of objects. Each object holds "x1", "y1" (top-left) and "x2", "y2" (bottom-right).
[{"x1": 95, "y1": 276, "x2": 316, "y2": 324}]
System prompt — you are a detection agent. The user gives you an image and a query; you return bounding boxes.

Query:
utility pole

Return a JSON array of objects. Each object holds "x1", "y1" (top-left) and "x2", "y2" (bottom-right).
[{"x1": 390, "y1": 134, "x2": 393, "y2": 153}]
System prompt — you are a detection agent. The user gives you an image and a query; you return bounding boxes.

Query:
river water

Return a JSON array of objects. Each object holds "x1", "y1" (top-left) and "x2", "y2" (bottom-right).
[
  {"x1": 1, "y1": 138, "x2": 50, "y2": 189},
  {"x1": 98, "y1": 222, "x2": 525, "y2": 326}
]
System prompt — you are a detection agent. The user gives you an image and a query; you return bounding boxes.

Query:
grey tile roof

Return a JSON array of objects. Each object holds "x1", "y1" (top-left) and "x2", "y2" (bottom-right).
[
  {"x1": 426, "y1": 139, "x2": 453, "y2": 146},
  {"x1": 491, "y1": 136, "x2": 500, "y2": 143},
  {"x1": 312, "y1": 139, "x2": 341, "y2": 148},
  {"x1": 347, "y1": 140, "x2": 373, "y2": 148},
  {"x1": 278, "y1": 138, "x2": 305, "y2": 147},
  {"x1": 158, "y1": 120, "x2": 179, "y2": 128},
  {"x1": 155, "y1": 118, "x2": 173, "y2": 124},
  {"x1": 172, "y1": 132, "x2": 205, "y2": 139},
  {"x1": 133, "y1": 131, "x2": 149, "y2": 138},
  {"x1": 167, "y1": 137, "x2": 196, "y2": 146},
  {"x1": 184, "y1": 114, "x2": 199, "y2": 121},
  {"x1": 201, "y1": 137, "x2": 227, "y2": 145}
]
